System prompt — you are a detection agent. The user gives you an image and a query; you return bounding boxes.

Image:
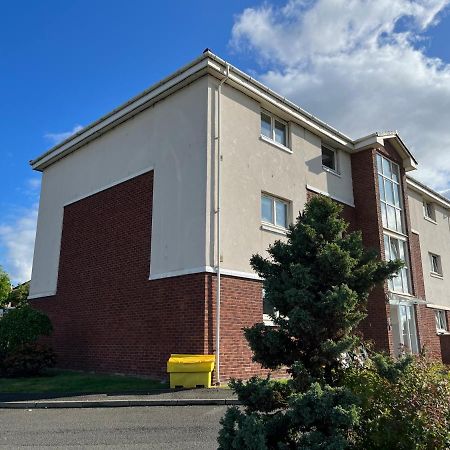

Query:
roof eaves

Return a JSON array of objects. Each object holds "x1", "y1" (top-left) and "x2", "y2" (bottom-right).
[{"x1": 406, "y1": 176, "x2": 450, "y2": 208}]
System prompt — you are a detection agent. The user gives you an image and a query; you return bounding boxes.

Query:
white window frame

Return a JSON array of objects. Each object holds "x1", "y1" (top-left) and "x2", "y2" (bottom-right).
[
  {"x1": 423, "y1": 200, "x2": 436, "y2": 223},
  {"x1": 261, "y1": 193, "x2": 289, "y2": 230},
  {"x1": 390, "y1": 302, "x2": 419, "y2": 356},
  {"x1": 384, "y1": 232, "x2": 411, "y2": 294},
  {"x1": 321, "y1": 144, "x2": 339, "y2": 174},
  {"x1": 262, "y1": 288, "x2": 279, "y2": 326},
  {"x1": 376, "y1": 154, "x2": 405, "y2": 234},
  {"x1": 435, "y1": 309, "x2": 448, "y2": 333},
  {"x1": 429, "y1": 252, "x2": 443, "y2": 277},
  {"x1": 260, "y1": 110, "x2": 289, "y2": 150}
]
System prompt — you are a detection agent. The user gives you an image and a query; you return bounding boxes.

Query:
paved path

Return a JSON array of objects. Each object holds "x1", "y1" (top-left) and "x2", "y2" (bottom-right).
[
  {"x1": 0, "y1": 405, "x2": 227, "y2": 449},
  {"x1": 0, "y1": 388, "x2": 239, "y2": 409}
]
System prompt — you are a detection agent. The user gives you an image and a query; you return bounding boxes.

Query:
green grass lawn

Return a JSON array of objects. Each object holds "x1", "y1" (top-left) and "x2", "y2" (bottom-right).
[{"x1": 0, "y1": 370, "x2": 168, "y2": 394}]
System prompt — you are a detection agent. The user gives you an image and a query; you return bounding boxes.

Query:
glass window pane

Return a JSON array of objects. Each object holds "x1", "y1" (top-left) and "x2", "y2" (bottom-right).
[
  {"x1": 391, "y1": 238, "x2": 400, "y2": 260},
  {"x1": 382, "y1": 157, "x2": 391, "y2": 178},
  {"x1": 395, "y1": 209, "x2": 402, "y2": 233},
  {"x1": 386, "y1": 181, "x2": 395, "y2": 205},
  {"x1": 390, "y1": 305, "x2": 402, "y2": 356},
  {"x1": 275, "y1": 200, "x2": 288, "y2": 228},
  {"x1": 322, "y1": 147, "x2": 336, "y2": 170},
  {"x1": 380, "y1": 203, "x2": 387, "y2": 229},
  {"x1": 393, "y1": 184, "x2": 401, "y2": 207},
  {"x1": 378, "y1": 175, "x2": 385, "y2": 202},
  {"x1": 387, "y1": 205, "x2": 397, "y2": 230},
  {"x1": 384, "y1": 235, "x2": 391, "y2": 260},
  {"x1": 274, "y1": 120, "x2": 287, "y2": 146},
  {"x1": 398, "y1": 240, "x2": 405, "y2": 260},
  {"x1": 261, "y1": 113, "x2": 272, "y2": 138},
  {"x1": 407, "y1": 306, "x2": 419, "y2": 353},
  {"x1": 376, "y1": 154, "x2": 383, "y2": 174},
  {"x1": 391, "y1": 163, "x2": 400, "y2": 183},
  {"x1": 261, "y1": 196, "x2": 273, "y2": 223}
]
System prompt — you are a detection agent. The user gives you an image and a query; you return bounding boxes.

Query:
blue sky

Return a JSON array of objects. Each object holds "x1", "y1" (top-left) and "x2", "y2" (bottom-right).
[{"x1": 1, "y1": 0, "x2": 450, "y2": 284}]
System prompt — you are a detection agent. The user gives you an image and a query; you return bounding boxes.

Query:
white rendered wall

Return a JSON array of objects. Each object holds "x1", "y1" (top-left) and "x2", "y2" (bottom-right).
[
  {"x1": 30, "y1": 78, "x2": 209, "y2": 298},
  {"x1": 207, "y1": 78, "x2": 355, "y2": 276},
  {"x1": 408, "y1": 187, "x2": 450, "y2": 309}
]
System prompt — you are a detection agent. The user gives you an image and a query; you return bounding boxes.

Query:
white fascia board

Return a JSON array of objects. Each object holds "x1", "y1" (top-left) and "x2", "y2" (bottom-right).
[
  {"x1": 353, "y1": 134, "x2": 385, "y2": 151},
  {"x1": 406, "y1": 177, "x2": 450, "y2": 209},
  {"x1": 206, "y1": 58, "x2": 354, "y2": 151},
  {"x1": 31, "y1": 56, "x2": 211, "y2": 171}
]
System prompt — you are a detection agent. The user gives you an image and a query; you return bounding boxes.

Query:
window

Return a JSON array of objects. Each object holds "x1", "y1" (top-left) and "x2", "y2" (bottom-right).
[
  {"x1": 390, "y1": 303, "x2": 419, "y2": 356},
  {"x1": 376, "y1": 154, "x2": 404, "y2": 233},
  {"x1": 322, "y1": 145, "x2": 338, "y2": 172},
  {"x1": 260, "y1": 111, "x2": 288, "y2": 147},
  {"x1": 384, "y1": 234, "x2": 411, "y2": 294},
  {"x1": 435, "y1": 309, "x2": 448, "y2": 333},
  {"x1": 423, "y1": 200, "x2": 436, "y2": 221},
  {"x1": 261, "y1": 194, "x2": 289, "y2": 229},
  {"x1": 262, "y1": 289, "x2": 278, "y2": 325},
  {"x1": 430, "y1": 253, "x2": 443, "y2": 276}
]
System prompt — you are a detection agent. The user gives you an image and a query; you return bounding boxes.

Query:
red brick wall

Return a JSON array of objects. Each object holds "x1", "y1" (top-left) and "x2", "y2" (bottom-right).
[
  {"x1": 205, "y1": 274, "x2": 286, "y2": 381},
  {"x1": 30, "y1": 170, "x2": 281, "y2": 380},
  {"x1": 351, "y1": 149, "x2": 393, "y2": 353},
  {"x1": 415, "y1": 305, "x2": 442, "y2": 359},
  {"x1": 31, "y1": 172, "x2": 210, "y2": 378},
  {"x1": 410, "y1": 233, "x2": 426, "y2": 300}
]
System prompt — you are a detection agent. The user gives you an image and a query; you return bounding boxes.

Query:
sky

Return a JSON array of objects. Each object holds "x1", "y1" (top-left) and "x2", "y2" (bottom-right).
[{"x1": 1, "y1": 0, "x2": 450, "y2": 284}]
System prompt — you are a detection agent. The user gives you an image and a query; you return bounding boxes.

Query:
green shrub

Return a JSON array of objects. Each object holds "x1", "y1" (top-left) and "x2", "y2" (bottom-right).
[
  {"x1": 0, "y1": 306, "x2": 53, "y2": 354},
  {"x1": 1, "y1": 343, "x2": 56, "y2": 377},
  {"x1": 218, "y1": 196, "x2": 401, "y2": 449},
  {"x1": 0, "y1": 306, "x2": 54, "y2": 376},
  {"x1": 344, "y1": 354, "x2": 450, "y2": 450}
]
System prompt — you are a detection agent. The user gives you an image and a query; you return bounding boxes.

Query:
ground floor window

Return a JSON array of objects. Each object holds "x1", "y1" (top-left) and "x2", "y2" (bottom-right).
[
  {"x1": 435, "y1": 309, "x2": 448, "y2": 333},
  {"x1": 390, "y1": 303, "x2": 419, "y2": 356}
]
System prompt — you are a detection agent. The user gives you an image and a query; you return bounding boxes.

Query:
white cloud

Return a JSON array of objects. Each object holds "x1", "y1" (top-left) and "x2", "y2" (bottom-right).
[
  {"x1": 44, "y1": 124, "x2": 83, "y2": 145},
  {"x1": 231, "y1": 0, "x2": 450, "y2": 192},
  {"x1": 0, "y1": 204, "x2": 38, "y2": 284}
]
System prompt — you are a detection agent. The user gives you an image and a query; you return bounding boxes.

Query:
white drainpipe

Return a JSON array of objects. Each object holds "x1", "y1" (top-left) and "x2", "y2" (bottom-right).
[{"x1": 215, "y1": 63, "x2": 230, "y2": 385}]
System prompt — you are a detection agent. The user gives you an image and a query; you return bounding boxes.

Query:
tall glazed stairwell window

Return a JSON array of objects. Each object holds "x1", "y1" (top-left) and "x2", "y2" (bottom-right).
[{"x1": 377, "y1": 154, "x2": 404, "y2": 234}]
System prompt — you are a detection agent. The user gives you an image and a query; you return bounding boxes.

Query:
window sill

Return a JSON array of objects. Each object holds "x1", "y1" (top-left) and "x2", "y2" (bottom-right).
[
  {"x1": 322, "y1": 165, "x2": 341, "y2": 178},
  {"x1": 437, "y1": 330, "x2": 450, "y2": 335},
  {"x1": 259, "y1": 135, "x2": 292, "y2": 154},
  {"x1": 430, "y1": 272, "x2": 444, "y2": 280},
  {"x1": 261, "y1": 222, "x2": 288, "y2": 236},
  {"x1": 424, "y1": 216, "x2": 437, "y2": 225},
  {"x1": 263, "y1": 318, "x2": 276, "y2": 327}
]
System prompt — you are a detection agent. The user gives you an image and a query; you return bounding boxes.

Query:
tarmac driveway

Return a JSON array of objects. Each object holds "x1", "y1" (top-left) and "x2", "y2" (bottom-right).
[{"x1": 0, "y1": 405, "x2": 227, "y2": 449}]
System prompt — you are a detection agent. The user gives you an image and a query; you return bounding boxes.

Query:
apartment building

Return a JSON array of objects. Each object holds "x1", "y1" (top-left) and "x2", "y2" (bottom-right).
[{"x1": 29, "y1": 51, "x2": 450, "y2": 381}]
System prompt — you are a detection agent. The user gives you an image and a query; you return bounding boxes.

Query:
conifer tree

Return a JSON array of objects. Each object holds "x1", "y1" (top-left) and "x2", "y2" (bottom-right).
[{"x1": 218, "y1": 195, "x2": 402, "y2": 450}]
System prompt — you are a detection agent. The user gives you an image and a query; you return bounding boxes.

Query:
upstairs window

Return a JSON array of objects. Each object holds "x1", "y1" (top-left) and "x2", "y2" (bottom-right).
[
  {"x1": 377, "y1": 154, "x2": 404, "y2": 234},
  {"x1": 430, "y1": 253, "x2": 443, "y2": 276},
  {"x1": 260, "y1": 111, "x2": 288, "y2": 147},
  {"x1": 435, "y1": 309, "x2": 448, "y2": 333},
  {"x1": 423, "y1": 200, "x2": 436, "y2": 222},
  {"x1": 261, "y1": 194, "x2": 289, "y2": 229},
  {"x1": 321, "y1": 145, "x2": 338, "y2": 172}
]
